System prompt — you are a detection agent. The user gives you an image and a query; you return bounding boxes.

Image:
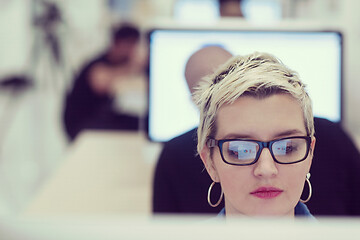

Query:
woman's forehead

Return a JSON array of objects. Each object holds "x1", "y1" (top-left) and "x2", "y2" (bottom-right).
[{"x1": 215, "y1": 94, "x2": 307, "y2": 140}]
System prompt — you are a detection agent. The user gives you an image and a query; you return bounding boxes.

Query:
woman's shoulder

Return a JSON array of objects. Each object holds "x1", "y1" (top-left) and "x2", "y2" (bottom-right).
[
  {"x1": 295, "y1": 202, "x2": 316, "y2": 219},
  {"x1": 215, "y1": 203, "x2": 315, "y2": 219}
]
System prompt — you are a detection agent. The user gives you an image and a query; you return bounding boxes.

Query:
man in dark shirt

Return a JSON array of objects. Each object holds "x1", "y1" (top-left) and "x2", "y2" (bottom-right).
[{"x1": 63, "y1": 24, "x2": 142, "y2": 140}]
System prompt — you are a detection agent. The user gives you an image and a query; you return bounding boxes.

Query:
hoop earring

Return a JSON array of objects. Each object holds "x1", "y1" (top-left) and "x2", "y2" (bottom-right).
[
  {"x1": 300, "y1": 173, "x2": 312, "y2": 203},
  {"x1": 207, "y1": 181, "x2": 224, "y2": 207}
]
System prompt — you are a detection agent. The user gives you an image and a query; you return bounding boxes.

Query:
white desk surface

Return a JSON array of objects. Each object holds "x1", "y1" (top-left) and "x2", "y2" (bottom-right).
[
  {"x1": 23, "y1": 131, "x2": 162, "y2": 216},
  {"x1": 22, "y1": 130, "x2": 360, "y2": 217},
  {"x1": 15, "y1": 130, "x2": 360, "y2": 239},
  {"x1": 2, "y1": 215, "x2": 360, "y2": 240}
]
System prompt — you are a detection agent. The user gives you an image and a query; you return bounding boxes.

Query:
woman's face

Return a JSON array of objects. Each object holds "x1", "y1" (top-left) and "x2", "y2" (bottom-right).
[{"x1": 201, "y1": 94, "x2": 315, "y2": 217}]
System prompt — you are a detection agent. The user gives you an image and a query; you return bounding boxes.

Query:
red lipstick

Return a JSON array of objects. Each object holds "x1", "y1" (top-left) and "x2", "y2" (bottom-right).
[{"x1": 250, "y1": 187, "x2": 283, "y2": 199}]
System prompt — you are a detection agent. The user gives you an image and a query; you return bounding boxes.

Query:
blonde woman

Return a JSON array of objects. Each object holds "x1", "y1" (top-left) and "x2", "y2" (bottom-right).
[{"x1": 194, "y1": 52, "x2": 316, "y2": 217}]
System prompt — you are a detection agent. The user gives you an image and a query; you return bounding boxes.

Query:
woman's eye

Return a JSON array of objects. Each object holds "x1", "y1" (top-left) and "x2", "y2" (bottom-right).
[
  {"x1": 228, "y1": 149, "x2": 239, "y2": 157},
  {"x1": 285, "y1": 145, "x2": 298, "y2": 154}
]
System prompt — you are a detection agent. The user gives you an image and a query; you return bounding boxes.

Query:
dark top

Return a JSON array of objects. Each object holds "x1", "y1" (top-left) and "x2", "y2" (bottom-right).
[
  {"x1": 152, "y1": 117, "x2": 360, "y2": 216},
  {"x1": 63, "y1": 54, "x2": 139, "y2": 140}
]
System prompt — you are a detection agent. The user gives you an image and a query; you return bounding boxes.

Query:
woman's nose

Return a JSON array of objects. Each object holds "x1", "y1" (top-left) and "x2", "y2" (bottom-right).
[{"x1": 253, "y1": 148, "x2": 278, "y2": 178}]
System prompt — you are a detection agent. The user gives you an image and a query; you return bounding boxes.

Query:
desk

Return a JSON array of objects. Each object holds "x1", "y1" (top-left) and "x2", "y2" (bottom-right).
[
  {"x1": 21, "y1": 130, "x2": 360, "y2": 217},
  {"x1": 2, "y1": 215, "x2": 360, "y2": 240},
  {"x1": 23, "y1": 131, "x2": 162, "y2": 216}
]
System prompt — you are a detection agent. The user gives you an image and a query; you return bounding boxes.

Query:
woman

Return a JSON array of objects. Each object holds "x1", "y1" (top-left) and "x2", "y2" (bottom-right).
[{"x1": 193, "y1": 52, "x2": 316, "y2": 218}]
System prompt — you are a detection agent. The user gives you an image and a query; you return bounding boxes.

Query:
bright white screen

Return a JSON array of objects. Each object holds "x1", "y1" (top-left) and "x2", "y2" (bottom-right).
[{"x1": 148, "y1": 29, "x2": 342, "y2": 142}]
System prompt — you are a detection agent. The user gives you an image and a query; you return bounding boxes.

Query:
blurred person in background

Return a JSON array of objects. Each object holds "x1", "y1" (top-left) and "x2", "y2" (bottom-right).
[
  {"x1": 63, "y1": 23, "x2": 146, "y2": 141},
  {"x1": 218, "y1": 0, "x2": 243, "y2": 17}
]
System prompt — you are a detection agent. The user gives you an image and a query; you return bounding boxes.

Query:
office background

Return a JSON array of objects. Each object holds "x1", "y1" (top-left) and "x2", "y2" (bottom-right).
[{"x1": 0, "y1": 0, "x2": 359, "y2": 216}]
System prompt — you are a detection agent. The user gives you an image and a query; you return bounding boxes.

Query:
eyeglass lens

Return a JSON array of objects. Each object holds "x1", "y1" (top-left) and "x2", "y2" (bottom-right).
[{"x1": 222, "y1": 138, "x2": 308, "y2": 165}]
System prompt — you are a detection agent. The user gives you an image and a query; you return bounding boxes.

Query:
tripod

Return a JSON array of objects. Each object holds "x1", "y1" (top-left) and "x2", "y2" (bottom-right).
[{"x1": 29, "y1": 0, "x2": 69, "y2": 92}]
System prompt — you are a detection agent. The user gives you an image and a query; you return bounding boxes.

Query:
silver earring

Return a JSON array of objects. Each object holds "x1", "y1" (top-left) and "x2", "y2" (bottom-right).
[
  {"x1": 207, "y1": 181, "x2": 224, "y2": 207},
  {"x1": 300, "y1": 173, "x2": 312, "y2": 203}
]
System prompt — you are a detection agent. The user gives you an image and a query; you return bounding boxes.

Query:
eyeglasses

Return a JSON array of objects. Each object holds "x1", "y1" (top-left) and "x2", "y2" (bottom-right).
[{"x1": 207, "y1": 136, "x2": 311, "y2": 166}]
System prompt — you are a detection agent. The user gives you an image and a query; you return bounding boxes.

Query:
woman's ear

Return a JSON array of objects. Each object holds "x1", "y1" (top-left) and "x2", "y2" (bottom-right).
[
  {"x1": 200, "y1": 145, "x2": 220, "y2": 182},
  {"x1": 307, "y1": 136, "x2": 316, "y2": 172},
  {"x1": 310, "y1": 136, "x2": 316, "y2": 155}
]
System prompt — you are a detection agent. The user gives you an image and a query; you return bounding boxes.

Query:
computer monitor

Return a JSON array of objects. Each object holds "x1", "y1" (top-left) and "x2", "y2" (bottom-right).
[{"x1": 147, "y1": 28, "x2": 343, "y2": 142}]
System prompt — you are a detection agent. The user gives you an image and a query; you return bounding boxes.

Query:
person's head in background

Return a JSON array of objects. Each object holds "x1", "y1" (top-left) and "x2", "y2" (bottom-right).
[
  {"x1": 107, "y1": 23, "x2": 140, "y2": 65},
  {"x1": 194, "y1": 52, "x2": 316, "y2": 217},
  {"x1": 218, "y1": 0, "x2": 244, "y2": 17},
  {"x1": 184, "y1": 45, "x2": 233, "y2": 94}
]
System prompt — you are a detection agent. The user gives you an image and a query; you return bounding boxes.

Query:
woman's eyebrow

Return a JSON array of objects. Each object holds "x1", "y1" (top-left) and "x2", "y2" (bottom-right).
[
  {"x1": 221, "y1": 133, "x2": 253, "y2": 139},
  {"x1": 273, "y1": 129, "x2": 306, "y2": 138},
  {"x1": 220, "y1": 129, "x2": 306, "y2": 140}
]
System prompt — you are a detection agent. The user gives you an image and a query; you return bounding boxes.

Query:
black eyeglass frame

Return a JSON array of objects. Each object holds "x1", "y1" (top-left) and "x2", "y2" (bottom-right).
[{"x1": 207, "y1": 136, "x2": 312, "y2": 166}]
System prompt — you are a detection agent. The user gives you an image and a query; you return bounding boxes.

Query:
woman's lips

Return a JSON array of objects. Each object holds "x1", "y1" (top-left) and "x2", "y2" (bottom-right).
[{"x1": 250, "y1": 187, "x2": 283, "y2": 199}]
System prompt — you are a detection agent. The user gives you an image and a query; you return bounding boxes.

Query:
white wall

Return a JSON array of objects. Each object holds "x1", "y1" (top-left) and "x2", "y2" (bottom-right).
[
  {"x1": 339, "y1": 0, "x2": 360, "y2": 136},
  {"x1": 0, "y1": 0, "x2": 31, "y2": 77}
]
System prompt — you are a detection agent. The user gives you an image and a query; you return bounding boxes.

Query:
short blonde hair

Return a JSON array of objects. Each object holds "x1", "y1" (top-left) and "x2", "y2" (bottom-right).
[{"x1": 193, "y1": 52, "x2": 314, "y2": 154}]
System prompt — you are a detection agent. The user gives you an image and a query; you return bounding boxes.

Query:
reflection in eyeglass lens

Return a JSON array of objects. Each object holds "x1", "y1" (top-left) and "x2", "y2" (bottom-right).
[{"x1": 226, "y1": 141, "x2": 258, "y2": 162}]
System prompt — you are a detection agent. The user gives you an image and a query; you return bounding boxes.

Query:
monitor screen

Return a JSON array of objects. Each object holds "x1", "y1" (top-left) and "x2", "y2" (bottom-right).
[{"x1": 147, "y1": 29, "x2": 342, "y2": 142}]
